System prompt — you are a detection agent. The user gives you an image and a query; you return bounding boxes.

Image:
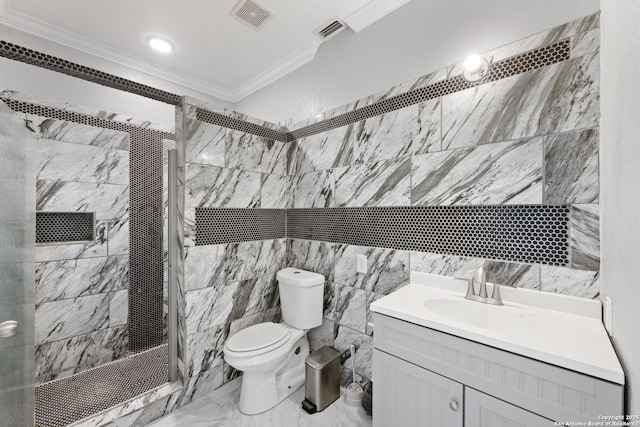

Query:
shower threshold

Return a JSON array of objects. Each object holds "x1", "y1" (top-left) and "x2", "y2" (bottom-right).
[{"x1": 35, "y1": 344, "x2": 169, "y2": 427}]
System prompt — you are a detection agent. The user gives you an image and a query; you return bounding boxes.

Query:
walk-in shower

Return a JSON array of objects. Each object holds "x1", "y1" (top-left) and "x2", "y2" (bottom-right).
[{"x1": 0, "y1": 91, "x2": 180, "y2": 427}]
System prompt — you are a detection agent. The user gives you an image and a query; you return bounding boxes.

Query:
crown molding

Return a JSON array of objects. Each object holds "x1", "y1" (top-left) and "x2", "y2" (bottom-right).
[
  {"x1": 231, "y1": 39, "x2": 320, "y2": 102},
  {"x1": 0, "y1": 0, "x2": 412, "y2": 102},
  {"x1": 344, "y1": 0, "x2": 412, "y2": 33},
  {"x1": 0, "y1": 0, "x2": 236, "y2": 100}
]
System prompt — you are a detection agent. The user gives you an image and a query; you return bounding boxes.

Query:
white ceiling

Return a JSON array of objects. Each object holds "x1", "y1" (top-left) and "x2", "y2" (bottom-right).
[{"x1": 0, "y1": 0, "x2": 411, "y2": 102}]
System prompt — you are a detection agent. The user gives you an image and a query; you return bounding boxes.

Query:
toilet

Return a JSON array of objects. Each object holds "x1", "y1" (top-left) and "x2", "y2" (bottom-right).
[{"x1": 223, "y1": 267, "x2": 324, "y2": 415}]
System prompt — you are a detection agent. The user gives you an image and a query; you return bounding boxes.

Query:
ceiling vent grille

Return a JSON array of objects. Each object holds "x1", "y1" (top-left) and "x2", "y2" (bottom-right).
[
  {"x1": 231, "y1": 0, "x2": 275, "y2": 30},
  {"x1": 314, "y1": 17, "x2": 347, "y2": 42},
  {"x1": 319, "y1": 21, "x2": 344, "y2": 38}
]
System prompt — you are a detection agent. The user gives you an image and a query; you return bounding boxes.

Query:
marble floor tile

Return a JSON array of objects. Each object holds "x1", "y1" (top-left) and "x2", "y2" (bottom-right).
[{"x1": 147, "y1": 385, "x2": 371, "y2": 427}]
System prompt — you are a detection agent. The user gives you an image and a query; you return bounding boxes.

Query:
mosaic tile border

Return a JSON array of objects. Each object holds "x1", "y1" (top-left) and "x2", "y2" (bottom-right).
[
  {"x1": 193, "y1": 205, "x2": 569, "y2": 266},
  {"x1": 195, "y1": 208, "x2": 286, "y2": 245},
  {"x1": 287, "y1": 206, "x2": 570, "y2": 266},
  {"x1": 2, "y1": 37, "x2": 569, "y2": 143},
  {"x1": 195, "y1": 108, "x2": 288, "y2": 142},
  {"x1": 35, "y1": 345, "x2": 168, "y2": 427},
  {"x1": 0, "y1": 98, "x2": 174, "y2": 141},
  {"x1": 3, "y1": 98, "x2": 172, "y2": 353},
  {"x1": 191, "y1": 40, "x2": 570, "y2": 142},
  {"x1": 0, "y1": 41, "x2": 181, "y2": 105},
  {"x1": 287, "y1": 39, "x2": 570, "y2": 140}
]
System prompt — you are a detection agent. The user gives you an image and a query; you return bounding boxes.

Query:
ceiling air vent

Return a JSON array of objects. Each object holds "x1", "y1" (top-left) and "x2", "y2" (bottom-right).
[
  {"x1": 231, "y1": 0, "x2": 275, "y2": 30},
  {"x1": 314, "y1": 17, "x2": 347, "y2": 42}
]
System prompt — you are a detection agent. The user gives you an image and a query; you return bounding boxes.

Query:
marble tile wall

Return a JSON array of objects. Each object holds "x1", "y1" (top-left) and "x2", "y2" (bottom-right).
[
  {"x1": 177, "y1": 99, "x2": 288, "y2": 405},
  {"x1": 46, "y1": 11, "x2": 602, "y2": 426},
  {"x1": 32, "y1": 115, "x2": 132, "y2": 384},
  {"x1": 159, "y1": 11, "x2": 601, "y2": 417},
  {"x1": 285, "y1": 13, "x2": 601, "y2": 387}
]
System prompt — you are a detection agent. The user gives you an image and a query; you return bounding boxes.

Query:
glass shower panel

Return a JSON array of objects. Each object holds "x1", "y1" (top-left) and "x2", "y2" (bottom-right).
[{"x1": 0, "y1": 103, "x2": 36, "y2": 425}]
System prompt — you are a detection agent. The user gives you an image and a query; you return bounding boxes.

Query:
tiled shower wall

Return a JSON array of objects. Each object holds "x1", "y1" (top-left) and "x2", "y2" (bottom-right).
[
  {"x1": 177, "y1": 98, "x2": 289, "y2": 404},
  {"x1": 27, "y1": 104, "x2": 131, "y2": 384},
  {"x1": 0, "y1": 90, "x2": 175, "y2": 385},
  {"x1": 285, "y1": 13, "x2": 601, "y2": 386}
]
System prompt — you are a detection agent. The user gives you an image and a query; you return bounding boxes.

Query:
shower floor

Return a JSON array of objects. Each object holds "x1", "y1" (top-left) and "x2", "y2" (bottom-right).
[{"x1": 35, "y1": 344, "x2": 169, "y2": 427}]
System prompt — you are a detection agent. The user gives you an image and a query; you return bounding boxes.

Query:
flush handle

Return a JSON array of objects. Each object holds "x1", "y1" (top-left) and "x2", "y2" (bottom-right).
[
  {"x1": 449, "y1": 400, "x2": 459, "y2": 412},
  {"x1": 0, "y1": 320, "x2": 18, "y2": 338}
]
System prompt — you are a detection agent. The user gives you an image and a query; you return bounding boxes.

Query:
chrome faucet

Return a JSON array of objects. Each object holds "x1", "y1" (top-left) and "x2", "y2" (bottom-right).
[{"x1": 465, "y1": 266, "x2": 503, "y2": 305}]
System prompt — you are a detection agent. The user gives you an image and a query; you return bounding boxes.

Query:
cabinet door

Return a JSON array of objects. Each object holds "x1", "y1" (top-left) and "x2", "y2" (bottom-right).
[
  {"x1": 465, "y1": 388, "x2": 555, "y2": 427},
  {"x1": 373, "y1": 350, "x2": 463, "y2": 427}
]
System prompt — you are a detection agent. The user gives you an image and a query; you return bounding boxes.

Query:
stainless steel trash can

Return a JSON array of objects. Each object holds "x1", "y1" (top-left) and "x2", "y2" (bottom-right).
[{"x1": 301, "y1": 346, "x2": 340, "y2": 413}]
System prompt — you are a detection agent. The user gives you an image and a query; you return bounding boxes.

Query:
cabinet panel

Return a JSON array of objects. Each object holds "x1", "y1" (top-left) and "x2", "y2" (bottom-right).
[
  {"x1": 373, "y1": 349, "x2": 463, "y2": 427},
  {"x1": 373, "y1": 313, "x2": 624, "y2": 421},
  {"x1": 465, "y1": 388, "x2": 555, "y2": 427}
]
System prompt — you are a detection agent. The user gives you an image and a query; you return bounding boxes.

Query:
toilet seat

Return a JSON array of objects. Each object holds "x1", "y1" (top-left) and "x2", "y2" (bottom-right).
[{"x1": 225, "y1": 323, "x2": 290, "y2": 356}]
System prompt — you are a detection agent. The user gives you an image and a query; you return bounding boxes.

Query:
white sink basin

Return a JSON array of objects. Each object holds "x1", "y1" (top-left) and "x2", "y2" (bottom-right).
[
  {"x1": 423, "y1": 297, "x2": 537, "y2": 331},
  {"x1": 370, "y1": 272, "x2": 625, "y2": 385}
]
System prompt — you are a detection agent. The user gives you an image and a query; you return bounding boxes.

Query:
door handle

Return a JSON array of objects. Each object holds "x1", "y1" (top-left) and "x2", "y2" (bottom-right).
[{"x1": 0, "y1": 320, "x2": 18, "y2": 338}]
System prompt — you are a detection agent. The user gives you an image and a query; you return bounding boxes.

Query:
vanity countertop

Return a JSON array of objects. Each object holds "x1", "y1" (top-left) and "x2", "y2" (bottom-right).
[{"x1": 370, "y1": 272, "x2": 624, "y2": 384}]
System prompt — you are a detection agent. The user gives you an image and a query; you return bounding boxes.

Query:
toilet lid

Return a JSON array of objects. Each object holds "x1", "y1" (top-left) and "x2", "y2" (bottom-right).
[{"x1": 226, "y1": 322, "x2": 289, "y2": 353}]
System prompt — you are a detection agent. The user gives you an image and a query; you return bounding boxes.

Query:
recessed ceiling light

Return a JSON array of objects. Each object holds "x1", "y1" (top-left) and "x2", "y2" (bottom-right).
[{"x1": 147, "y1": 36, "x2": 174, "y2": 53}]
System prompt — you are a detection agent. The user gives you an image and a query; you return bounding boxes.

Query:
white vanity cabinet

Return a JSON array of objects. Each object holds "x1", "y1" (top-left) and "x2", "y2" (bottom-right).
[
  {"x1": 374, "y1": 350, "x2": 463, "y2": 426},
  {"x1": 372, "y1": 313, "x2": 623, "y2": 427},
  {"x1": 464, "y1": 388, "x2": 554, "y2": 427}
]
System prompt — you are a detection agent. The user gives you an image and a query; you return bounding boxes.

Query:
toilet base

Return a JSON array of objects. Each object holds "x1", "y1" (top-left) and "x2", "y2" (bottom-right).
[{"x1": 238, "y1": 336, "x2": 309, "y2": 415}]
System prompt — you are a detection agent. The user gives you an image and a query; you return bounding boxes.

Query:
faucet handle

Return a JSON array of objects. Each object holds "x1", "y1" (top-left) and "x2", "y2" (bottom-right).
[
  {"x1": 465, "y1": 279, "x2": 475, "y2": 298},
  {"x1": 491, "y1": 283, "x2": 503, "y2": 305},
  {"x1": 474, "y1": 266, "x2": 488, "y2": 298}
]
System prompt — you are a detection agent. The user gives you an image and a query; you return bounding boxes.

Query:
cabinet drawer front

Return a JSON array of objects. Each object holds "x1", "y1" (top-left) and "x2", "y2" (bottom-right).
[
  {"x1": 465, "y1": 388, "x2": 555, "y2": 427},
  {"x1": 373, "y1": 313, "x2": 623, "y2": 422},
  {"x1": 373, "y1": 350, "x2": 463, "y2": 427}
]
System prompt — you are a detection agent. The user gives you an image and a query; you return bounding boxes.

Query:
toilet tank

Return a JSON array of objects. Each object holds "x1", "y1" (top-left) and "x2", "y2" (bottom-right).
[{"x1": 277, "y1": 267, "x2": 324, "y2": 330}]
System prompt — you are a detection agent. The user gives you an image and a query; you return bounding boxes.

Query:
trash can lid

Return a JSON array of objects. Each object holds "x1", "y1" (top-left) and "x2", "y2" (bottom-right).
[{"x1": 306, "y1": 346, "x2": 340, "y2": 369}]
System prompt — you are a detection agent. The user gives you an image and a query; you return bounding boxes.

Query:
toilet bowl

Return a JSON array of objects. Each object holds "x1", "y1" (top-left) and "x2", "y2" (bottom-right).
[{"x1": 223, "y1": 268, "x2": 324, "y2": 415}]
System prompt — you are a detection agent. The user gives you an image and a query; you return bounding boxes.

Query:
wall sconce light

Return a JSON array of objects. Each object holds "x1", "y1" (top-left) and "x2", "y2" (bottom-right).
[{"x1": 463, "y1": 55, "x2": 489, "y2": 83}]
